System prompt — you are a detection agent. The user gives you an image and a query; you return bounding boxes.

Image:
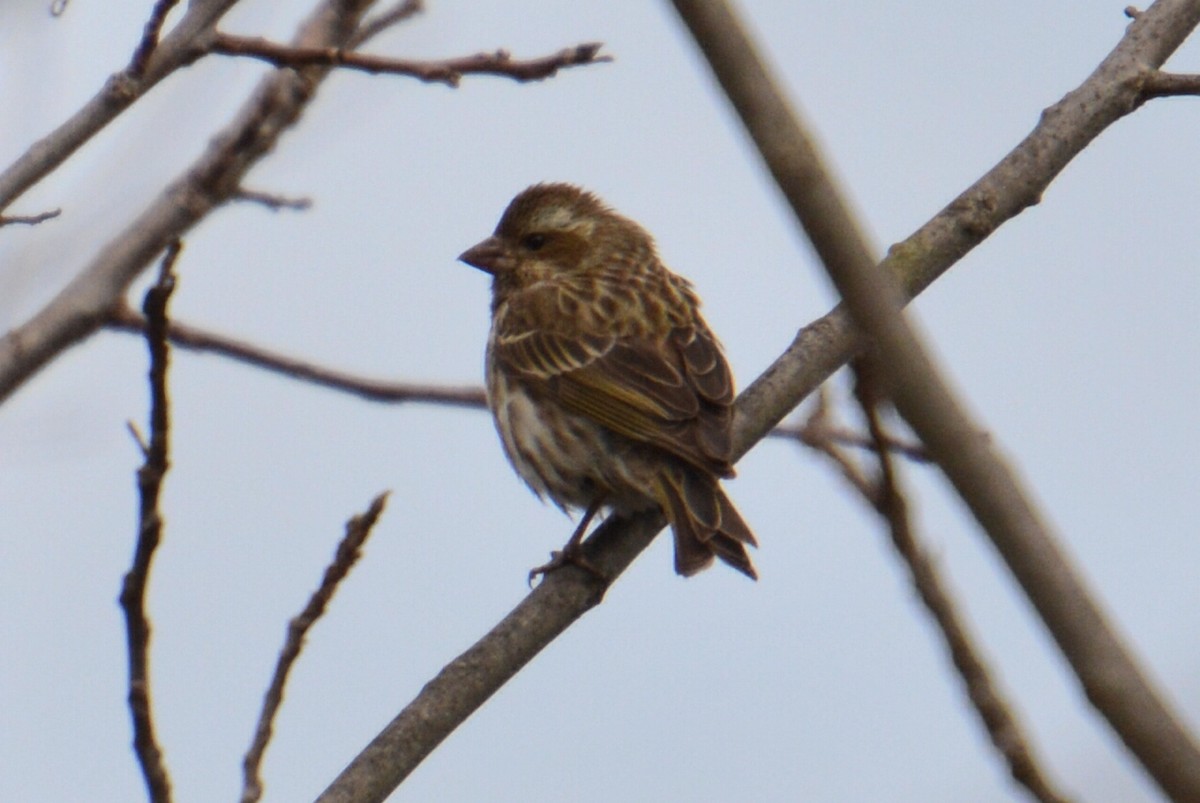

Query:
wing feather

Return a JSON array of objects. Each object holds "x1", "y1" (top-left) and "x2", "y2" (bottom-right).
[{"x1": 492, "y1": 320, "x2": 736, "y2": 474}]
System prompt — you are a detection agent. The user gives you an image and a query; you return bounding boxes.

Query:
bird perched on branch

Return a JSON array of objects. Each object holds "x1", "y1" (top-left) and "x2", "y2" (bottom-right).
[{"x1": 459, "y1": 183, "x2": 758, "y2": 582}]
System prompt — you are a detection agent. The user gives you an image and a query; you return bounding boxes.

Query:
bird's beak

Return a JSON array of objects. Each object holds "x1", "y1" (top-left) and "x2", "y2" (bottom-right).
[{"x1": 458, "y1": 236, "x2": 510, "y2": 275}]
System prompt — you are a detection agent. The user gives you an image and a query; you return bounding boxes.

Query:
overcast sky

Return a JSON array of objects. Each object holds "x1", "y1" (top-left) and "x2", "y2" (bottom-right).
[{"x1": 2, "y1": 2, "x2": 1198, "y2": 802}]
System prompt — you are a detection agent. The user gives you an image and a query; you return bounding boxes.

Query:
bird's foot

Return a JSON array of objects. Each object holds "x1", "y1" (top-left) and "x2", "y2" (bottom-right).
[{"x1": 528, "y1": 545, "x2": 608, "y2": 587}]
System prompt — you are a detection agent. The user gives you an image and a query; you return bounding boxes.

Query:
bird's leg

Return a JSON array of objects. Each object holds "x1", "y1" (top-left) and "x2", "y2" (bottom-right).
[{"x1": 528, "y1": 498, "x2": 608, "y2": 586}]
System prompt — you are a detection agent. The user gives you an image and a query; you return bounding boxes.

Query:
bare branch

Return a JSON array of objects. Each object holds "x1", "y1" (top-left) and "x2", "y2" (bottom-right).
[
  {"x1": 232, "y1": 188, "x2": 313, "y2": 212},
  {"x1": 352, "y1": 0, "x2": 425, "y2": 48},
  {"x1": 210, "y1": 33, "x2": 610, "y2": 87},
  {"x1": 787, "y1": 388, "x2": 878, "y2": 499},
  {"x1": 316, "y1": 512, "x2": 629, "y2": 803},
  {"x1": 128, "y1": 0, "x2": 184, "y2": 77},
  {"x1": 241, "y1": 493, "x2": 389, "y2": 803},
  {"x1": 0, "y1": 208, "x2": 61, "y2": 227},
  {"x1": 1141, "y1": 71, "x2": 1200, "y2": 98},
  {"x1": 106, "y1": 305, "x2": 487, "y2": 407},
  {"x1": 770, "y1": 392, "x2": 932, "y2": 463},
  {"x1": 852, "y1": 363, "x2": 1073, "y2": 803},
  {"x1": 119, "y1": 241, "x2": 182, "y2": 803}
]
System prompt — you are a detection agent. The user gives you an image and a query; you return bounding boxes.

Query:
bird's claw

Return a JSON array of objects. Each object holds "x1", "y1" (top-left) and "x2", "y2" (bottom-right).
[{"x1": 528, "y1": 547, "x2": 608, "y2": 587}]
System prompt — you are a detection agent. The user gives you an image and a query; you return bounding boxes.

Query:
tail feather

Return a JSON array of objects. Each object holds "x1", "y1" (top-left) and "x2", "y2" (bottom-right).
[{"x1": 657, "y1": 468, "x2": 758, "y2": 580}]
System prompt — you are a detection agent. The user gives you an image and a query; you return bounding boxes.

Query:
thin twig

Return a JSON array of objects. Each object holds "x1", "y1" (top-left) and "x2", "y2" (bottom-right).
[
  {"x1": 241, "y1": 493, "x2": 389, "y2": 803},
  {"x1": 787, "y1": 388, "x2": 878, "y2": 497},
  {"x1": 232, "y1": 188, "x2": 313, "y2": 212},
  {"x1": 129, "y1": 0, "x2": 184, "y2": 77},
  {"x1": 106, "y1": 304, "x2": 487, "y2": 407},
  {"x1": 352, "y1": 0, "x2": 424, "y2": 48},
  {"x1": 210, "y1": 33, "x2": 611, "y2": 87},
  {"x1": 789, "y1": 379, "x2": 1062, "y2": 797},
  {"x1": 0, "y1": 208, "x2": 61, "y2": 227},
  {"x1": 771, "y1": 390, "x2": 932, "y2": 463},
  {"x1": 852, "y1": 363, "x2": 1073, "y2": 803},
  {"x1": 119, "y1": 240, "x2": 181, "y2": 803}
]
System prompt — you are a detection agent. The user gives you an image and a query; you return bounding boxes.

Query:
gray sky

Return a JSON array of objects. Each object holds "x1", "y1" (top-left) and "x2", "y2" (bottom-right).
[{"x1": 2, "y1": 2, "x2": 1198, "y2": 801}]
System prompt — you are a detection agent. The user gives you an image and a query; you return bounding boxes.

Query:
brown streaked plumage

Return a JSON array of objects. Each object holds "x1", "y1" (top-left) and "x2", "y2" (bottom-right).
[{"x1": 459, "y1": 183, "x2": 757, "y2": 580}]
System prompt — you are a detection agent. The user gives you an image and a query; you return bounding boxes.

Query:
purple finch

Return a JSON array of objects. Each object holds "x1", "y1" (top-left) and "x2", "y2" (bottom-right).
[{"x1": 459, "y1": 183, "x2": 757, "y2": 580}]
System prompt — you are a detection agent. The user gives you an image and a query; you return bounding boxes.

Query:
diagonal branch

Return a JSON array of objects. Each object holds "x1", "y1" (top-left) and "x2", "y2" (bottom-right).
[
  {"x1": 128, "y1": 0, "x2": 185, "y2": 77},
  {"x1": 852, "y1": 364, "x2": 1073, "y2": 803},
  {"x1": 318, "y1": 2, "x2": 1200, "y2": 800},
  {"x1": 673, "y1": 1, "x2": 1200, "y2": 800},
  {"x1": 241, "y1": 493, "x2": 389, "y2": 803},
  {"x1": 352, "y1": 0, "x2": 424, "y2": 46}
]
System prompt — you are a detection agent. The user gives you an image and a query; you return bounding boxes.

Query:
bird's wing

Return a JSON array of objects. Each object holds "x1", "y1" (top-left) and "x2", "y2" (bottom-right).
[{"x1": 492, "y1": 325, "x2": 735, "y2": 473}]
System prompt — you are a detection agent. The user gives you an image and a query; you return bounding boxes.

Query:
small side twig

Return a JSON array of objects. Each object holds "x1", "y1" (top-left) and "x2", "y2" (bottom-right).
[
  {"x1": 210, "y1": 33, "x2": 610, "y2": 87},
  {"x1": 352, "y1": 0, "x2": 424, "y2": 48},
  {"x1": 851, "y1": 363, "x2": 1072, "y2": 803},
  {"x1": 128, "y1": 0, "x2": 183, "y2": 76},
  {"x1": 119, "y1": 240, "x2": 182, "y2": 803},
  {"x1": 1140, "y1": 71, "x2": 1200, "y2": 99},
  {"x1": 772, "y1": 391, "x2": 931, "y2": 463},
  {"x1": 232, "y1": 188, "x2": 313, "y2": 212},
  {"x1": 0, "y1": 208, "x2": 61, "y2": 227},
  {"x1": 241, "y1": 493, "x2": 390, "y2": 803}
]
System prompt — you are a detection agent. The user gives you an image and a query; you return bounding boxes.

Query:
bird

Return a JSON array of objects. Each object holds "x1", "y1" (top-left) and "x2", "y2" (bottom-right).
[{"x1": 458, "y1": 183, "x2": 757, "y2": 581}]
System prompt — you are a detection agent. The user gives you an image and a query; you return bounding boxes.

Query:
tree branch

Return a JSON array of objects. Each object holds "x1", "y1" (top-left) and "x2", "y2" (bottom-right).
[
  {"x1": 231, "y1": 188, "x2": 314, "y2": 212},
  {"x1": 0, "y1": 208, "x2": 61, "y2": 227},
  {"x1": 128, "y1": 0, "x2": 185, "y2": 77},
  {"x1": 770, "y1": 393, "x2": 932, "y2": 463},
  {"x1": 853, "y1": 363, "x2": 1073, "y2": 803},
  {"x1": 210, "y1": 33, "x2": 611, "y2": 87},
  {"x1": 352, "y1": 0, "x2": 424, "y2": 47},
  {"x1": 241, "y1": 493, "x2": 389, "y2": 803},
  {"x1": 119, "y1": 241, "x2": 182, "y2": 803},
  {"x1": 1141, "y1": 70, "x2": 1200, "y2": 98},
  {"x1": 105, "y1": 304, "x2": 487, "y2": 407}
]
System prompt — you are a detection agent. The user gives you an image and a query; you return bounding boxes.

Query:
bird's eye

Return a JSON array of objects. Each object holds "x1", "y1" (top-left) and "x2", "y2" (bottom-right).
[{"x1": 521, "y1": 233, "x2": 548, "y2": 251}]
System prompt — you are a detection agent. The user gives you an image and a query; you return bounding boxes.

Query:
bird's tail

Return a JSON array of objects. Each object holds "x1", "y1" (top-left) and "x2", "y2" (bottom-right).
[{"x1": 655, "y1": 467, "x2": 758, "y2": 580}]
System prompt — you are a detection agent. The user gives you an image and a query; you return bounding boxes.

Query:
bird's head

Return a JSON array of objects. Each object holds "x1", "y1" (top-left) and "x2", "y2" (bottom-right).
[{"x1": 458, "y1": 183, "x2": 653, "y2": 293}]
